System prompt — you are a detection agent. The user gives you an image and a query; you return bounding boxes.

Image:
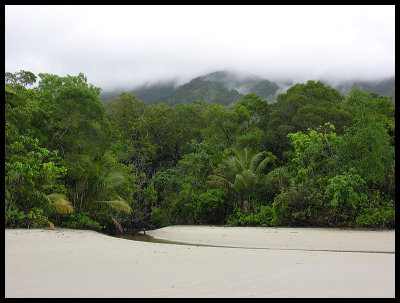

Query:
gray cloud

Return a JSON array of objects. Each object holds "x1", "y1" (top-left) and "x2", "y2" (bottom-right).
[{"x1": 5, "y1": 5, "x2": 395, "y2": 90}]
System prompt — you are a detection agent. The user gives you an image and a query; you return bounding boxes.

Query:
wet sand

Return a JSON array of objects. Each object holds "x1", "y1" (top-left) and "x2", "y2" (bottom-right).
[{"x1": 5, "y1": 226, "x2": 395, "y2": 298}]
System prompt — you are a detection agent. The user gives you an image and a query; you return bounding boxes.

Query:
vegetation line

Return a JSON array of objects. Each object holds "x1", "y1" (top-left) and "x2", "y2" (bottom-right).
[{"x1": 5, "y1": 70, "x2": 395, "y2": 233}]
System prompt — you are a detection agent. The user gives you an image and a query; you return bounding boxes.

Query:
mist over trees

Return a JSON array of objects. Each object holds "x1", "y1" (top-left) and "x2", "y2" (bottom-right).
[
  {"x1": 99, "y1": 70, "x2": 395, "y2": 107},
  {"x1": 331, "y1": 76, "x2": 395, "y2": 98},
  {"x1": 5, "y1": 70, "x2": 395, "y2": 234}
]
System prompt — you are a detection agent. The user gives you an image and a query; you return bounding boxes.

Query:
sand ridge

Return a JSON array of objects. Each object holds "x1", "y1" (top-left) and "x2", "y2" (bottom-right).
[{"x1": 146, "y1": 225, "x2": 395, "y2": 253}]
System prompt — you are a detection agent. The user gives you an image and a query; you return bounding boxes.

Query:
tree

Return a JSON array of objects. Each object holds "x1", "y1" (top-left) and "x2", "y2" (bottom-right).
[
  {"x1": 5, "y1": 74, "x2": 71, "y2": 229},
  {"x1": 271, "y1": 123, "x2": 343, "y2": 226},
  {"x1": 233, "y1": 94, "x2": 271, "y2": 130},
  {"x1": 275, "y1": 119, "x2": 395, "y2": 227},
  {"x1": 287, "y1": 122, "x2": 340, "y2": 187},
  {"x1": 105, "y1": 92, "x2": 150, "y2": 167},
  {"x1": 266, "y1": 80, "x2": 350, "y2": 159},
  {"x1": 201, "y1": 103, "x2": 239, "y2": 147},
  {"x1": 325, "y1": 169, "x2": 368, "y2": 223},
  {"x1": 5, "y1": 134, "x2": 68, "y2": 227},
  {"x1": 105, "y1": 92, "x2": 146, "y2": 144},
  {"x1": 339, "y1": 89, "x2": 395, "y2": 196},
  {"x1": 338, "y1": 117, "x2": 394, "y2": 195},
  {"x1": 5, "y1": 70, "x2": 37, "y2": 91}
]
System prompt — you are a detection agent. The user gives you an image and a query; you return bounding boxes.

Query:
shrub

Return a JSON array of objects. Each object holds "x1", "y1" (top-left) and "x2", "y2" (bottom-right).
[
  {"x1": 258, "y1": 205, "x2": 274, "y2": 227},
  {"x1": 59, "y1": 212, "x2": 103, "y2": 231},
  {"x1": 151, "y1": 207, "x2": 171, "y2": 228},
  {"x1": 355, "y1": 204, "x2": 395, "y2": 228},
  {"x1": 355, "y1": 191, "x2": 395, "y2": 228},
  {"x1": 325, "y1": 168, "x2": 368, "y2": 223},
  {"x1": 226, "y1": 209, "x2": 259, "y2": 226},
  {"x1": 195, "y1": 188, "x2": 227, "y2": 224},
  {"x1": 271, "y1": 185, "x2": 330, "y2": 226},
  {"x1": 5, "y1": 205, "x2": 53, "y2": 229},
  {"x1": 226, "y1": 205, "x2": 274, "y2": 227}
]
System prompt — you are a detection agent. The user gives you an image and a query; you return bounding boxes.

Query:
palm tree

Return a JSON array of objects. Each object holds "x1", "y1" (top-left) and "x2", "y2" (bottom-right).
[
  {"x1": 92, "y1": 172, "x2": 133, "y2": 232},
  {"x1": 69, "y1": 167, "x2": 133, "y2": 232},
  {"x1": 207, "y1": 147, "x2": 276, "y2": 210}
]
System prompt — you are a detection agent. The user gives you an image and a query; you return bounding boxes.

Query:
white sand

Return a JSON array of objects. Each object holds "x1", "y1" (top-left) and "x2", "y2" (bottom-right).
[
  {"x1": 146, "y1": 225, "x2": 395, "y2": 252},
  {"x1": 5, "y1": 226, "x2": 395, "y2": 298}
]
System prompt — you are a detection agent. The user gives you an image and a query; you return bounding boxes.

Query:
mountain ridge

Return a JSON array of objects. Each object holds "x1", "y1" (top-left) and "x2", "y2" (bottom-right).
[{"x1": 100, "y1": 70, "x2": 395, "y2": 105}]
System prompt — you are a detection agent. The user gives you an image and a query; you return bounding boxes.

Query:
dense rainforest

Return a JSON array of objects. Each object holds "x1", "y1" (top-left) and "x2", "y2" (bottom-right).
[{"x1": 5, "y1": 70, "x2": 395, "y2": 235}]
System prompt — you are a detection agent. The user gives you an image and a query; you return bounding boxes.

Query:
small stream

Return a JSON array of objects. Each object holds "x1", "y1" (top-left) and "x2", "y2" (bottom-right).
[
  {"x1": 115, "y1": 231, "x2": 220, "y2": 247},
  {"x1": 117, "y1": 232, "x2": 177, "y2": 244}
]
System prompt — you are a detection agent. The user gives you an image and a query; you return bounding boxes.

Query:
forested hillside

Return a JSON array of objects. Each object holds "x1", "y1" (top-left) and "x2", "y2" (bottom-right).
[
  {"x1": 100, "y1": 70, "x2": 395, "y2": 106},
  {"x1": 101, "y1": 81, "x2": 177, "y2": 105},
  {"x1": 5, "y1": 70, "x2": 395, "y2": 234},
  {"x1": 99, "y1": 70, "x2": 281, "y2": 105},
  {"x1": 159, "y1": 76, "x2": 243, "y2": 106},
  {"x1": 331, "y1": 76, "x2": 395, "y2": 98}
]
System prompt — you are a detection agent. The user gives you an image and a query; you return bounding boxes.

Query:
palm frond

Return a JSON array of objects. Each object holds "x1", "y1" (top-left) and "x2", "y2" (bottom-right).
[
  {"x1": 111, "y1": 217, "x2": 124, "y2": 233},
  {"x1": 265, "y1": 166, "x2": 289, "y2": 190},
  {"x1": 89, "y1": 172, "x2": 126, "y2": 193},
  {"x1": 255, "y1": 153, "x2": 277, "y2": 175},
  {"x1": 231, "y1": 148, "x2": 246, "y2": 170},
  {"x1": 97, "y1": 196, "x2": 132, "y2": 214},
  {"x1": 207, "y1": 174, "x2": 234, "y2": 192},
  {"x1": 234, "y1": 170, "x2": 256, "y2": 191},
  {"x1": 48, "y1": 221, "x2": 56, "y2": 230},
  {"x1": 207, "y1": 174, "x2": 227, "y2": 187},
  {"x1": 226, "y1": 157, "x2": 242, "y2": 176},
  {"x1": 44, "y1": 193, "x2": 74, "y2": 214},
  {"x1": 104, "y1": 172, "x2": 125, "y2": 187},
  {"x1": 7, "y1": 169, "x2": 21, "y2": 185},
  {"x1": 234, "y1": 174, "x2": 247, "y2": 191},
  {"x1": 249, "y1": 152, "x2": 264, "y2": 171},
  {"x1": 244, "y1": 148, "x2": 252, "y2": 168}
]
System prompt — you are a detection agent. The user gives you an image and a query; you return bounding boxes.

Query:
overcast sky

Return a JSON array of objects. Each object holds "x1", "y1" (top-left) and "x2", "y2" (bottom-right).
[{"x1": 5, "y1": 5, "x2": 395, "y2": 90}]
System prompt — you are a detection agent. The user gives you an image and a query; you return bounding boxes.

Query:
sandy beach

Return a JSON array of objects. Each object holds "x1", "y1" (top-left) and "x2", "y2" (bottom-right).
[{"x1": 5, "y1": 226, "x2": 395, "y2": 298}]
